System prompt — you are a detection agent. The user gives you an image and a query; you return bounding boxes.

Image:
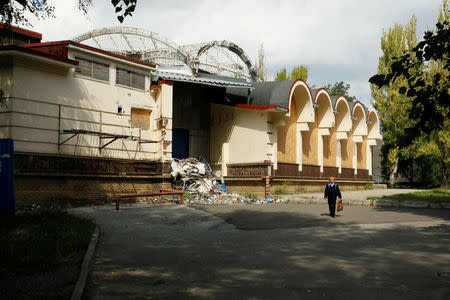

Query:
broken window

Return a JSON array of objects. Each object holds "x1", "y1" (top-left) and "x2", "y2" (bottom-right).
[
  {"x1": 130, "y1": 108, "x2": 151, "y2": 130},
  {"x1": 116, "y1": 67, "x2": 145, "y2": 90},
  {"x1": 75, "y1": 56, "x2": 109, "y2": 82}
]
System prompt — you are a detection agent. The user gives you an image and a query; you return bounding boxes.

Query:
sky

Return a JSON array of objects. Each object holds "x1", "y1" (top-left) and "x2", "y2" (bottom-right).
[{"x1": 27, "y1": 0, "x2": 443, "y2": 107}]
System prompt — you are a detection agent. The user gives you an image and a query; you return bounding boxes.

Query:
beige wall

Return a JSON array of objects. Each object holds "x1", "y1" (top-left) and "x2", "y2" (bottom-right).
[
  {"x1": 342, "y1": 134, "x2": 353, "y2": 168},
  {"x1": 323, "y1": 126, "x2": 337, "y2": 167},
  {"x1": 302, "y1": 111, "x2": 318, "y2": 165},
  {"x1": 210, "y1": 104, "x2": 272, "y2": 167},
  {"x1": 357, "y1": 136, "x2": 367, "y2": 169},
  {"x1": 277, "y1": 100, "x2": 297, "y2": 163},
  {"x1": 0, "y1": 49, "x2": 169, "y2": 161}
]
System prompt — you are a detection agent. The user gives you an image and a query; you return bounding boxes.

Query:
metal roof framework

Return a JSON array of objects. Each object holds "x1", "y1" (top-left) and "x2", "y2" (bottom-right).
[{"x1": 72, "y1": 27, "x2": 258, "y2": 81}]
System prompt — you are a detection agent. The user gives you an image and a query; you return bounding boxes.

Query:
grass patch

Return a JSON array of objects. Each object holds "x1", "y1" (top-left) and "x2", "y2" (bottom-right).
[
  {"x1": 274, "y1": 181, "x2": 291, "y2": 195},
  {"x1": 382, "y1": 189, "x2": 450, "y2": 203},
  {"x1": 0, "y1": 210, "x2": 95, "y2": 278},
  {"x1": 243, "y1": 191, "x2": 258, "y2": 200},
  {"x1": 366, "y1": 196, "x2": 380, "y2": 201},
  {"x1": 184, "y1": 192, "x2": 195, "y2": 201}
]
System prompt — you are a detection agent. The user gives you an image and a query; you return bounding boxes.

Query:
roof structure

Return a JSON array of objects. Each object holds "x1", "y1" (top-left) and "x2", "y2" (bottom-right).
[
  {"x1": 24, "y1": 41, "x2": 157, "y2": 70},
  {"x1": 249, "y1": 80, "x2": 297, "y2": 107},
  {"x1": 153, "y1": 70, "x2": 252, "y2": 88},
  {"x1": 0, "y1": 23, "x2": 42, "y2": 41},
  {"x1": 72, "y1": 27, "x2": 258, "y2": 81},
  {"x1": 0, "y1": 44, "x2": 78, "y2": 66}
]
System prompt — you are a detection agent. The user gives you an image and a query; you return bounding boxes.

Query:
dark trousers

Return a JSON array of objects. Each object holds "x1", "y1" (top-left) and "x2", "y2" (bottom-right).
[{"x1": 328, "y1": 199, "x2": 336, "y2": 216}]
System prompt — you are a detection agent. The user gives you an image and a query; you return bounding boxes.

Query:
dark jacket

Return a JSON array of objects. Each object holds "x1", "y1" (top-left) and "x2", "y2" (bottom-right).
[{"x1": 324, "y1": 183, "x2": 342, "y2": 202}]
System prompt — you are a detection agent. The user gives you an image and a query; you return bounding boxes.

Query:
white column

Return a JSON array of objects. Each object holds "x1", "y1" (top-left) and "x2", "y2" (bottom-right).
[
  {"x1": 221, "y1": 143, "x2": 229, "y2": 177},
  {"x1": 273, "y1": 128, "x2": 278, "y2": 170},
  {"x1": 318, "y1": 135, "x2": 323, "y2": 173},
  {"x1": 367, "y1": 145, "x2": 373, "y2": 175},
  {"x1": 353, "y1": 141, "x2": 357, "y2": 174},
  {"x1": 337, "y1": 139, "x2": 342, "y2": 173},
  {"x1": 297, "y1": 126, "x2": 302, "y2": 171}
]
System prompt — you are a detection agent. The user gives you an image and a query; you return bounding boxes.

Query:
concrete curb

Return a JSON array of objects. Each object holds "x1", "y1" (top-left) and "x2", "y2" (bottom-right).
[
  {"x1": 280, "y1": 196, "x2": 449, "y2": 209},
  {"x1": 71, "y1": 226, "x2": 99, "y2": 300}
]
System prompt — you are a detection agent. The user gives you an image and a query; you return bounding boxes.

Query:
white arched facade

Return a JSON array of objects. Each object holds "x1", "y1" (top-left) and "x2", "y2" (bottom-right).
[
  {"x1": 315, "y1": 89, "x2": 334, "y2": 172},
  {"x1": 335, "y1": 96, "x2": 352, "y2": 173},
  {"x1": 286, "y1": 80, "x2": 314, "y2": 171}
]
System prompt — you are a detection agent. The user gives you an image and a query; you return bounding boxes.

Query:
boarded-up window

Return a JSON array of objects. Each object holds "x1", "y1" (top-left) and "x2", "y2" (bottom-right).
[
  {"x1": 116, "y1": 67, "x2": 145, "y2": 90},
  {"x1": 131, "y1": 108, "x2": 151, "y2": 130},
  {"x1": 75, "y1": 56, "x2": 109, "y2": 82}
]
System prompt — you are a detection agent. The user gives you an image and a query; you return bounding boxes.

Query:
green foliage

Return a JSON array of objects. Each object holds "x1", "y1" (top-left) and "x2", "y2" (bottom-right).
[
  {"x1": 243, "y1": 191, "x2": 258, "y2": 199},
  {"x1": 254, "y1": 42, "x2": 266, "y2": 81},
  {"x1": 183, "y1": 192, "x2": 195, "y2": 201},
  {"x1": 0, "y1": 211, "x2": 96, "y2": 275},
  {"x1": 274, "y1": 181, "x2": 290, "y2": 195},
  {"x1": 290, "y1": 65, "x2": 308, "y2": 81},
  {"x1": 364, "y1": 183, "x2": 373, "y2": 190},
  {"x1": 366, "y1": 196, "x2": 380, "y2": 201},
  {"x1": 275, "y1": 67, "x2": 288, "y2": 81},
  {"x1": 381, "y1": 189, "x2": 450, "y2": 203},
  {"x1": 417, "y1": 155, "x2": 442, "y2": 188},
  {"x1": 0, "y1": 0, "x2": 54, "y2": 26},
  {"x1": 369, "y1": 15, "x2": 420, "y2": 186},
  {"x1": 0, "y1": 0, "x2": 136, "y2": 25},
  {"x1": 369, "y1": 8, "x2": 449, "y2": 188},
  {"x1": 323, "y1": 81, "x2": 356, "y2": 102},
  {"x1": 275, "y1": 65, "x2": 308, "y2": 81}
]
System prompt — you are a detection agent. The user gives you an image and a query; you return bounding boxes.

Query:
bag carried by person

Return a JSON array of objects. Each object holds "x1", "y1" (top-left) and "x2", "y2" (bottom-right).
[{"x1": 337, "y1": 199, "x2": 343, "y2": 211}]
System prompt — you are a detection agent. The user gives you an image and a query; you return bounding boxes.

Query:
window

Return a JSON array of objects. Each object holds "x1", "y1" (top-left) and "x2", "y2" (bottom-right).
[
  {"x1": 130, "y1": 108, "x2": 151, "y2": 130},
  {"x1": 75, "y1": 56, "x2": 109, "y2": 82},
  {"x1": 116, "y1": 67, "x2": 145, "y2": 90}
]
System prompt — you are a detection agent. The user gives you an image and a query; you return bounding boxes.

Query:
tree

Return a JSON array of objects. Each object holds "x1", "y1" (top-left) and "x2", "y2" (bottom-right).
[
  {"x1": 274, "y1": 67, "x2": 288, "y2": 81},
  {"x1": 0, "y1": 0, "x2": 136, "y2": 25},
  {"x1": 323, "y1": 81, "x2": 356, "y2": 102},
  {"x1": 254, "y1": 42, "x2": 266, "y2": 81},
  {"x1": 274, "y1": 65, "x2": 308, "y2": 81},
  {"x1": 290, "y1": 65, "x2": 308, "y2": 81},
  {"x1": 369, "y1": 15, "x2": 420, "y2": 187},
  {"x1": 369, "y1": 9, "x2": 450, "y2": 188}
]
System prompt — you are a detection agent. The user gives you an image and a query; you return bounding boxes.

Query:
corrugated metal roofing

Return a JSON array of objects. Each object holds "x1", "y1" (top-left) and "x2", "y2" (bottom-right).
[{"x1": 152, "y1": 71, "x2": 253, "y2": 88}]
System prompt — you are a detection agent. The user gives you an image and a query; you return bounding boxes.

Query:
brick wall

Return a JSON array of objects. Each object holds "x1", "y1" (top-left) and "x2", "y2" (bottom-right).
[
  {"x1": 15, "y1": 174, "x2": 172, "y2": 208},
  {"x1": 224, "y1": 178, "x2": 371, "y2": 197}
]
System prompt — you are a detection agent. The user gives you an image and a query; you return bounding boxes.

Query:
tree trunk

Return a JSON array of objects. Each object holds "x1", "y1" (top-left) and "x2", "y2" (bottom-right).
[
  {"x1": 389, "y1": 160, "x2": 398, "y2": 188},
  {"x1": 441, "y1": 162, "x2": 448, "y2": 189}
]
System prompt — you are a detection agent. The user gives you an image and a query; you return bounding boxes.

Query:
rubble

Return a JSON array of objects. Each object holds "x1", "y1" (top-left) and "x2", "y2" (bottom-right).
[{"x1": 170, "y1": 158, "x2": 283, "y2": 205}]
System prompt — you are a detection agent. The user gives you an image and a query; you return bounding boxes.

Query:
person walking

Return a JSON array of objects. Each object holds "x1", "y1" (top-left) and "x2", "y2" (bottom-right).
[{"x1": 324, "y1": 176, "x2": 342, "y2": 218}]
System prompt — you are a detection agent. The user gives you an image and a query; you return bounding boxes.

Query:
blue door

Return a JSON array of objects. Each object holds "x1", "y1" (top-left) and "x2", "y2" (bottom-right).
[
  {"x1": 0, "y1": 139, "x2": 14, "y2": 215},
  {"x1": 172, "y1": 129, "x2": 189, "y2": 159}
]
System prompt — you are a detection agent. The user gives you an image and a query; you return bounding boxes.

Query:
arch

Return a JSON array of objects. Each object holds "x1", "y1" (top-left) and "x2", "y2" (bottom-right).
[
  {"x1": 72, "y1": 26, "x2": 193, "y2": 67},
  {"x1": 286, "y1": 79, "x2": 314, "y2": 123},
  {"x1": 73, "y1": 27, "x2": 258, "y2": 80},
  {"x1": 335, "y1": 96, "x2": 351, "y2": 132},
  {"x1": 352, "y1": 101, "x2": 368, "y2": 136},
  {"x1": 315, "y1": 88, "x2": 334, "y2": 128},
  {"x1": 196, "y1": 40, "x2": 258, "y2": 81},
  {"x1": 367, "y1": 109, "x2": 382, "y2": 139}
]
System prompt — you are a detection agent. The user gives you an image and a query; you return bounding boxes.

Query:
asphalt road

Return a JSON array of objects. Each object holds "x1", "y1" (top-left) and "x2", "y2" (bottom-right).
[{"x1": 71, "y1": 203, "x2": 450, "y2": 300}]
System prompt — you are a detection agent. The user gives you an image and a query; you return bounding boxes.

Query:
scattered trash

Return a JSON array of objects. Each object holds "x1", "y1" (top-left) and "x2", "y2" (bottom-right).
[{"x1": 170, "y1": 158, "x2": 284, "y2": 205}]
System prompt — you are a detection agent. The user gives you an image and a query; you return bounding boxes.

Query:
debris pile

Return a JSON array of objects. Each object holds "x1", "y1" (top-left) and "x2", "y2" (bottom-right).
[{"x1": 170, "y1": 158, "x2": 283, "y2": 205}]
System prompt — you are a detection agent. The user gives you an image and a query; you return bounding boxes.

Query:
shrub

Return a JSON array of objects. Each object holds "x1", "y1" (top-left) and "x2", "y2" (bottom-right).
[
  {"x1": 243, "y1": 191, "x2": 258, "y2": 199},
  {"x1": 417, "y1": 156, "x2": 441, "y2": 188}
]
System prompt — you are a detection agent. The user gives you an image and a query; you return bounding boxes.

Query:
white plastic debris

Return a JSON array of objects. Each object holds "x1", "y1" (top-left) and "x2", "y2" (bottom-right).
[{"x1": 170, "y1": 158, "x2": 283, "y2": 205}]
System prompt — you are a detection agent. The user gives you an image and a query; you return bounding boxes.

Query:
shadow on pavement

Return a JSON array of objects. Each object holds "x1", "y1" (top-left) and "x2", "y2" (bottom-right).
[{"x1": 76, "y1": 204, "x2": 450, "y2": 300}]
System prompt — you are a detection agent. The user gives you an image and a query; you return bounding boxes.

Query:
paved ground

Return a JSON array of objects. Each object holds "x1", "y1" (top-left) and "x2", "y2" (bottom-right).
[
  {"x1": 281, "y1": 188, "x2": 422, "y2": 202},
  {"x1": 70, "y1": 202, "x2": 450, "y2": 300}
]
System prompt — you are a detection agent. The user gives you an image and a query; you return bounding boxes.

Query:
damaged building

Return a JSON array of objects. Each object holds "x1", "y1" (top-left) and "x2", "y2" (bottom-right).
[{"x1": 0, "y1": 25, "x2": 382, "y2": 207}]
